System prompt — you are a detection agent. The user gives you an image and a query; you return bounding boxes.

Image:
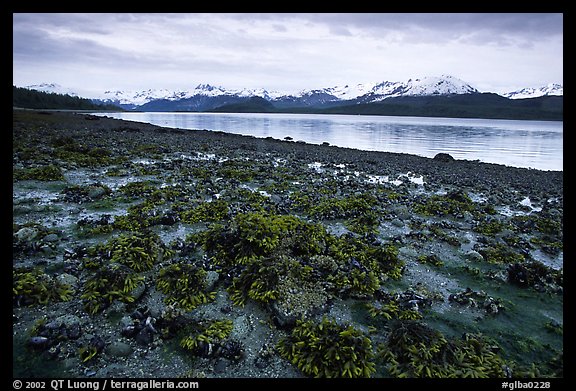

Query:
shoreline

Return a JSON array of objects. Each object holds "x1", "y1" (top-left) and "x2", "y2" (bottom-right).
[
  {"x1": 90, "y1": 110, "x2": 564, "y2": 172},
  {"x1": 13, "y1": 109, "x2": 563, "y2": 378}
]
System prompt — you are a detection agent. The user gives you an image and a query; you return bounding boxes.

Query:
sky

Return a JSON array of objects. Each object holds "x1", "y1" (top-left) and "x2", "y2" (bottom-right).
[{"x1": 12, "y1": 13, "x2": 563, "y2": 97}]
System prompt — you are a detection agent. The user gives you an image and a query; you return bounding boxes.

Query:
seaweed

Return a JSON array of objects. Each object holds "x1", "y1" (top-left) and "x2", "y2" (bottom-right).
[
  {"x1": 13, "y1": 268, "x2": 73, "y2": 306},
  {"x1": 507, "y1": 261, "x2": 563, "y2": 292},
  {"x1": 13, "y1": 165, "x2": 64, "y2": 181},
  {"x1": 380, "y1": 321, "x2": 509, "y2": 378},
  {"x1": 277, "y1": 317, "x2": 376, "y2": 378},
  {"x1": 80, "y1": 264, "x2": 144, "y2": 314},
  {"x1": 93, "y1": 231, "x2": 173, "y2": 272},
  {"x1": 180, "y1": 319, "x2": 237, "y2": 358},
  {"x1": 413, "y1": 190, "x2": 476, "y2": 218},
  {"x1": 156, "y1": 263, "x2": 217, "y2": 311},
  {"x1": 180, "y1": 199, "x2": 229, "y2": 224}
]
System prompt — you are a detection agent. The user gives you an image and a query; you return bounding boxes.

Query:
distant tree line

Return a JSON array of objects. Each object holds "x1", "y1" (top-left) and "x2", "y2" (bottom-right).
[
  {"x1": 210, "y1": 93, "x2": 563, "y2": 121},
  {"x1": 12, "y1": 86, "x2": 121, "y2": 110}
]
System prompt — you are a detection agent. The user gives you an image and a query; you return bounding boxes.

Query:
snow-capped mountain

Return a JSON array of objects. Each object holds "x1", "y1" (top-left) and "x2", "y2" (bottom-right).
[
  {"x1": 93, "y1": 84, "x2": 286, "y2": 109},
  {"x1": 322, "y1": 83, "x2": 378, "y2": 100},
  {"x1": 101, "y1": 88, "x2": 177, "y2": 106},
  {"x1": 25, "y1": 75, "x2": 479, "y2": 107},
  {"x1": 402, "y1": 75, "x2": 479, "y2": 96},
  {"x1": 357, "y1": 75, "x2": 479, "y2": 103},
  {"x1": 301, "y1": 75, "x2": 478, "y2": 103},
  {"x1": 23, "y1": 75, "x2": 562, "y2": 112},
  {"x1": 24, "y1": 83, "x2": 79, "y2": 97},
  {"x1": 502, "y1": 83, "x2": 563, "y2": 99}
]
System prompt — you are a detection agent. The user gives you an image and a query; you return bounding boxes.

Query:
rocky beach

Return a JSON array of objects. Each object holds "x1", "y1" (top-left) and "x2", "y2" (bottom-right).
[{"x1": 12, "y1": 109, "x2": 563, "y2": 379}]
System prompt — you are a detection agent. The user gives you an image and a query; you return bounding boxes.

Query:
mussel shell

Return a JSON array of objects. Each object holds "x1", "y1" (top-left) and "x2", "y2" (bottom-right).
[{"x1": 28, "y1": 336, "x2": 50, "y2": 350}]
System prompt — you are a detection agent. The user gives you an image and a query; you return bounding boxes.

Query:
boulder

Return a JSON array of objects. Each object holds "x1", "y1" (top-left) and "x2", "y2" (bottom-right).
[{"x1": 433, "y1": 153, "x2": 455, "y2": 162}]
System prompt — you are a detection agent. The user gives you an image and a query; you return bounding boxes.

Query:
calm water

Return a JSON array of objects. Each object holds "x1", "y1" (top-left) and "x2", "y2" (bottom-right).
[{"x1": 95, "y1": 112, "x2": 563, "y2": 171}]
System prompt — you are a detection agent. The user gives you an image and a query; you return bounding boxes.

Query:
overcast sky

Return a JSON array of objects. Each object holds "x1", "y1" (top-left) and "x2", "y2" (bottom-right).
[{"x1": 12, "y1": 13, "x2": 563, "y2": 97}]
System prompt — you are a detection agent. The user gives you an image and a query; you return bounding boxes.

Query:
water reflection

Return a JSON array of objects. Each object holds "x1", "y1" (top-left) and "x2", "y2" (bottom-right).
[{"x1": 95, "y1": 112, "x2": 563, "y2": 171}]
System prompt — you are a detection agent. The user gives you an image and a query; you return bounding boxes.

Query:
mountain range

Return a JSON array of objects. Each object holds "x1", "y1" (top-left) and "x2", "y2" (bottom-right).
[{"x1": 23, "y1": 75, "x2": 563, "y2": 120}]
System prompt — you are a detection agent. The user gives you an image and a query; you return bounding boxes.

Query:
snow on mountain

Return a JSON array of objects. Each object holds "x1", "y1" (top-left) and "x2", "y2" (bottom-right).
[
  {"x1": 502, "y1": 83, "x2": 563, "y2": 99},
  {"x1": 364, "y1": 75, "x2": 478, "y2": 102},
  {"x1": 100, "y1": 88, "x2": 177, "y2": 105},
  {"x1": 100, "y1": 84, "x2": 229, "y2": 105},
  {"x1": 370, "y1": 80, "x2": 406, "y2": 97},
  {"x1": 323, "y1": 83, "x2": 377, "y2": 100},
  {"x1": 402, "y1": 75, "x2": 479, "y2": 96},
  {"x1": 25, "y1": 83, "x2": 79, "y2": 97},
  {"x1": 96, "y1": 84, "x2": 287, "y2": 106},
  {"x1": 224, "y1": 87, "x2": 285, "y2": 100},
  {"x1": 24, "y1": 76, "x2": 561, "y2": 109}
]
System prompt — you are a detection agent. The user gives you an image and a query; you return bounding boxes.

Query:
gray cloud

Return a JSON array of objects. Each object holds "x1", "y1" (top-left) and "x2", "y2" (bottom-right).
[
  {"x1": 12, "y1": 13, "x2": 563, "y2": 95},
  {"x1": 305, "y1": 13, "x2": 563, "y2": 39}
]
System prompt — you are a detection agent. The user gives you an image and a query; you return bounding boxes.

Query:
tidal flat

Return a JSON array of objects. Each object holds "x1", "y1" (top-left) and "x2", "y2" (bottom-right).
[{"x1": 12, "y1": 109, "x2": 563, "y2": 378}]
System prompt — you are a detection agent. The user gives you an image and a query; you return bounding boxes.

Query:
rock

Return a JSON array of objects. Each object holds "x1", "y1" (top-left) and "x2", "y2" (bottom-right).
[
  {"x1": 106, "y1": 341, "x2": 133, "y2": 357},
  {"x1": 54, "y1": 314, "x2": 82, "y2": 329},
  {"x1": 462, "y1": 211, "x2": 474, "y2": 222},
  {"x1": 15, "y1": 227, "x2": 38, "y2": 243},
  {"x1": 28, "y1": 336, "x2": 50, "y2": 350},
  {"x1": 56, "y1": 273, "x2": 78, "y2": 288},
  {"x1": 391, "y1": 218, "x2": 404, "y2": 227},
  {"x1": 87, "y1": 186, "x2": 108, "y2": 199},
  {"x1": 43, "y1": 233, "x2": 59, "y2": 242},
  {"x1": 213, "y1": 359, "x2": 228, "y2": 374},
  {"x1": 465, "y1": 250, "x2": 484, "y2": 262},
  {"x1": 119, "y1": 316, "x2": 133, "y2": 328},
  {"x1": 135, "y1": 328, "x2": 154, "y2": 346},
  {"x1": 65, "y1": 323, "x2": 82, "y2": 340},
  {"x1": 130, "y1": 281, "x2": 147, "y2": 301},
  {"x1": 391, "y1": 205, "x2": 411, "y2": 221},
  {"x1": 121, "y1": 325, "x2": 138, "y2": 338},
  {"x1": 271, "y1": 301, "x2": 297, "y2": 328},
  {"x1": 433, "y1": 153, "x2": 455, "y2": 162},
  {"x1": 89, "y1": 336, "x2": 106, "y2": 352},
  {"x1": 13, "y1": 205, "x2": 33, "y2": 214},
  {"x1": 231, "y1": 315, "x2": 252, "y2": 340},
  {"x1": 62, "y1": 358, "x2": 78, "y2": 370},
  {"x1": 205, "y1": 271, "x2": 219, "y2": 291}
]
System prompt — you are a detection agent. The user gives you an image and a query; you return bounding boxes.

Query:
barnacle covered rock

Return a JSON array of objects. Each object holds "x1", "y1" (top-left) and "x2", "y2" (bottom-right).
[
  {"x1": 507, "y1": 261, "x2": 563, "y2": 292},
  {"x1": 180, "y1": 319, "x2": 241, "y2": 360},
  {"x1": 367, "y1": 289, "x2": 431, "y2": 321},
  {"x1": 197, "y1": 212, "x2": 403, "y2": 308},
  {"x1": 448, "y1": 287, "x2": 505, "y2": 314}
]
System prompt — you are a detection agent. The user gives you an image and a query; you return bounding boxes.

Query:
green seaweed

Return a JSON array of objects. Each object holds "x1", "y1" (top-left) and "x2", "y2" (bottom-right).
[
  {"x1": 94, "y1": 231, "x2": 173, "y2": 272},
  {"x1": 13, "y1": 268, "x2": 73, "y2": 306},
  {"x1": 180, "y1": 199, "x2": 229, "y2": 224},
  {"x1": 13, "y1": 165, "x2": 64, "y2": 181},
  {"x1": 477, "y1": 243, "x2": 526, "y2": 264},
  {"x1": 180, "y1": 319, "x2": 234, "y2": 354},
  {"x1": 156, "y1": 263, "x2": 217, "y2": 311},
  {"x1": 380, "y1": 321, "x2": 509, "y2": 378},
  {"x1": 227, "y1": 255, "x2": 313, "y2": 306},
  {"x1": 366, "y1": 297, "x2": 422, "y2": 321},
  {"x1": 80, "y1": 264, "x2": 144, "y2": 314},
  {"x1": 507, "y1": 261, "x2": 563, "y2": 291},
  {"x1": 277, "y1": 317, "x2": 376, "y2": 378},
  {"x1": 413, "y1": 190, "x2": 476, "y2": 218}
]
